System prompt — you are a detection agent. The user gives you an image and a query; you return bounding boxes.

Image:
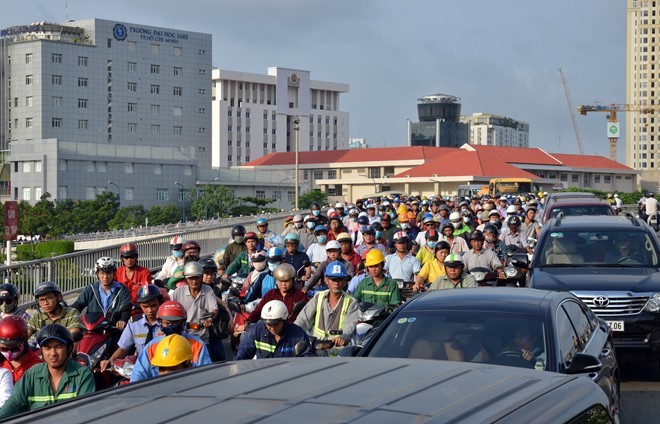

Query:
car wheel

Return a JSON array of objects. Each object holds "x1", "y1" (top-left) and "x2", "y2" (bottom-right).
[{"x1": 610, "y1": 375, "x2": 621, "y2": 424}]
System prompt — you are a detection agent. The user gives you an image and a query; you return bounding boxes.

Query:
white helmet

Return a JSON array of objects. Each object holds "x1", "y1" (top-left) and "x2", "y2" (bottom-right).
[
  {"x1": 95, "y1": 257, "x2": 116, "y2": 273},
  {"x1": 506, "y1": 205, "x2": 517, "y2": 214},
  {"x1": 449, "y1": 212, "x2": 461, "y2": 221},
  {"x1": 261, "y1": 300, "x2": 288, "y2": 324}
]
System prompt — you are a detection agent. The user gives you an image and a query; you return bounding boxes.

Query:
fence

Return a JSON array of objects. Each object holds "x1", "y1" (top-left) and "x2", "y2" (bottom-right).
[{"x1": 4, "y1": 212, "x2": 291, "y2": 305}]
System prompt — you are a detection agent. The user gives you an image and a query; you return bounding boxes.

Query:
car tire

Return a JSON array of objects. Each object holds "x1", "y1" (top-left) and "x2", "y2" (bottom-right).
[{"x1": 611, "y1": 375, "x2": 621, "y2": 424}]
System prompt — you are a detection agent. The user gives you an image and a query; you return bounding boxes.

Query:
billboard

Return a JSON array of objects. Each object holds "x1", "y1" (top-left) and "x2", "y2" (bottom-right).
[
  {"x1": 607, "y1": 122, "x2": 620, "y2": 139},
  {"x1": 4, "y1": 201, "x2": 17, "y2": 241}
]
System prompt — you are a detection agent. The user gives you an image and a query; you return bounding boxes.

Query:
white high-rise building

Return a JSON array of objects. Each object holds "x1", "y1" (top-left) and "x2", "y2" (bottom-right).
[
  {"x1": 211, "y1": 67, "x2": 349, "y2": 168},
  {"x1": 460, "y1": 113, "x2": 529, "y2": 147},
  {"x1": 0, "y1": 19, "x2": 211, "y2": 206}
]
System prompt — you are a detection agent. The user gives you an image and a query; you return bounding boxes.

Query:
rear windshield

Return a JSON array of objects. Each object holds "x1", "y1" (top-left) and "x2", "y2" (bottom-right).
[
  {"x1": 547, "y1": 205, "x2": 613, "y2": 221},
  {"x1": 536, "y1": 230, "x2": 659, "y2": 267}
]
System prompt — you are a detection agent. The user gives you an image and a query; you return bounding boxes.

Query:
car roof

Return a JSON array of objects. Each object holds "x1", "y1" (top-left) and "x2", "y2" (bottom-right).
[
  {"x1": 404, "y1": 287, "x2": 569, "y2": 315},
  {"x1": 546, "y1": 192, "x2": 597, "y2": 200},
  {"x1": 547, "y1": 198, "x2": 610, "y2": 206},
  {"x1": 8, "y1": 357, "x2": 610, "y2": 424},
  {"x1": 543, "y1": 214, "x2": 646, "y2": 231}
]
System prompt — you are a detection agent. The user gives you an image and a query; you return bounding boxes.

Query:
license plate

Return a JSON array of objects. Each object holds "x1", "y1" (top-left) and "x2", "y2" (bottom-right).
[{"x1": 606, "y1": 321, "x2": 625, "y2": 332}]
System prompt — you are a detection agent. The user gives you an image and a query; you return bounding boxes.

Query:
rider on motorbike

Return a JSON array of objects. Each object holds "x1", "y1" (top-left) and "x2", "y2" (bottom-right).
[
  {"x1": 149, "y1": 334, "x2": 193, "y2": 377},
  {"x1": 171, "y1": 262, "x2": 218, "y2": 346},
  {"x1": 0, "y1": 316, "x2": 43, "y2": 383},
  {"x1": 303, "y1": 241, "x2": 355, "y2": 294},
  {"x1": 115, "y1": 243, "x2": 153, "y2": 304},
  {"x1": 234, "y1": 300, "x2": 312, "y2": 360},
  {"x1": 428, "y1": 253, "x2": 477, "y2": 290},
  {"x1": 27, "y1": 281, "x2": 82, "y2": 345},
  {"x1": 352, "y1": 250, "x2": 401, "y2": 307},
  {"x1": 462, "y1": 230, "x2": 504, "y2": 278},
  {"x1": 154, "y1": 236, "x2": 186, "y2": 281},
  {"x1": 245, "y1": 264, "x2": 308, "y2": 325},
  {"x1": 0, "y1": 284, "x2": 30, "y2": 322},
  {"x1": 223, "y1": 225, "x2": 247, "y2": 268}
]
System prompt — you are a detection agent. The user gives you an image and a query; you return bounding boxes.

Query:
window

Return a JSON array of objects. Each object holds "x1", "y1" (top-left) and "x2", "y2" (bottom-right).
[
  {"x1": 87, "y1": 161, "x2": 95, "y2": 172},
  {"x1": 151, "y1": 125, "x2": 160, "y2": 134},
  {"x1": 328, "y1": 170, "x2": 337, "y2": 179},
  {"x1": 560, "y1": 174, "x2": 567, "y2": 182},
  {"x1": 59, "y1": 186, "x2": 67, "y2": 199},
  {"x1": 128, "y1": 41, "x2": 136, "y2": 51},
  {"x1": 151, "y1": 44, "x2": 160, "y2": 54},
  {"x1": 33, "y1": 187, "x2": 42, "y2": 200},
  {"x1": 198, "y1": 88, "x2": 206, "y2": 95},
  {"x1": 150, "y1": 64, "x2": 160, "y2": 74},
  {"x1": 198, "y1": 108, "x2": 206, "y2": 114},
  {"x1": 256, "y1": 190, "x2": 266, "y2": 199},
  {"x1": 128, "y1": 123, "x2": 137, "y2": 132},
  {"x1": 128, "y1": 103, "x2": 137, "y2": 112},
  {"x1": 25, "y1": 75, "x2": 33, "y2": 85},
  {"x1": 25, "y1": 117, "x2": 33, "y2": 128},
  {"x1": 198, "y1": 127, "x2": 206, "y2": 133},
  {"x1": 150, "y1": 84, "x2": 160, "y2": 94},
  {"x1": 86, "y1": 187, "x2": 96, "y2": 200},
  {"x1": 51, "y1": 118, "x2": 62, "y2": 128},
  {"x1": 26, "y1": 97, "x2": 33, "y2": 107},
  {"x1": 78, "y1": 98, "x2": 88, "y2": 109},
  {"x1": 35, "y1": 161, "x2": 42, "y2": 173},
  {"x1": 128, "y1": 62, "x2": 137, "y2": 72},
  {"x1": 51, "y1": 75, "x2": 62, "y2": 85},
  {"x1": 52, "y1": 53, "x2": 62, "y2": 63},
  {"x1": 313, "y1": 171, "x2": 323, "y2": 180},
  {"x1": 97, "y1": 162, "x2": 107, "y2": 173},
  {"x1": 562, "y1": 301, "x2": 593, "y2": 349},
  {"x1": 556, "y1": 306, "x2": 580, "y2": 365},
  {"x1": 78, "y1": 77, "x2": 88, "y2": 87},
  {"x1": 78, "y1": 56, "x2": 88, "y2": 66},
  {"x1": 125, "y1": 163, "x2": 134, "y2": 174},
  {"x1": 154, "y1": 165, "x2": 162, "y2": 175},
  {"x1": 594, "y1": 175, "x2": 601, "y2": 183},
  {"x1": 23, "y1": 162, "x2": 32, "y2": 173},
  {"x1": 174, "y1": 126, "x2": 183, "y2": 135},
  {"x1": 174, "y1": 47, "x2": 182, "y2": 56},
  {"x1": 174, "y1": 67, "x2": 182, "y2": 76},
  {"x1": 22, "y1": 188, "x2": 31, "y2": 201},
  {"x1": 151, "y1": 104, "x2": 160, "y2": 114},
  {"x1": 128, "y1": 82, "x2": 137, "y2": 92},
  {"x1": 604, "y1": 175, "x2": 611, "y2": 183},
  {"x1": 173, "y1": 87, "x2": 182, "y2": 96},
  {"x1": 198, "y1": 69, "x2": 206, "y2": 75},
  {"x1": 78, "y1": 119, "x2": 88, "y2": 129},
  {"x1": 59, "y1": 160, "x2": 67, "y2": 171},
  {"x1": 571, "y1": 174, "x2": 579, "y2": 183},
  {"x1": 25, "y1": 53, "x2": 32, "y2": 64},
  {"x1": 173, "y1": 106, "x2": 182, "y2": 116},
  {"x1": 198, "y1": 49, "x2": 206, "y2": 55},
  {"x1": 125, "y1": 188, "x2": 134, "y2": 201}
]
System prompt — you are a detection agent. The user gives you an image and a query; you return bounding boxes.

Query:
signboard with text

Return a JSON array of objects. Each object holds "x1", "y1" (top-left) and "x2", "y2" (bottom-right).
[{"x1": 4, "y1": 201, "x2": 18, "y2": 241}]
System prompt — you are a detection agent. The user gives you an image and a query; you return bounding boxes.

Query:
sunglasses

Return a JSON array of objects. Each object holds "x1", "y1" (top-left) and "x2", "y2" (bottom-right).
[
  {"x1": 0, "y1": 298, "x2": 13, "y2": 305},
  {"x1": 122, "y1": 255, "x2": 138, "y2": 259}
]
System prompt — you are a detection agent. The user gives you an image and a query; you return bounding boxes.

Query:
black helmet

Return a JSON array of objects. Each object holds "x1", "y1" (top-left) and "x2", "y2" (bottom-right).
[
  {"x1": 507, "y1": 216, "x2": 522, "y2": 227},
  {"x1": 357, "y1": 216, "x2": 369, "y2": 225},
  {"x1": 34, "y1": 281, "x2": 62, "y2": 298},
  {"x1": 231, "y1": 225, "x2": 246, "y2": 237},
  {"x1": 182, "y1": 241, "x2": 201, "y2": 253},
  {"x1": 0, "y1": 283, "x2": 19, "y2": 301},
  {"x1": 310, "y1": 202, "x2": 320, "y2": 210},
  {"x1": 483, "y1": 224, "x2": 499, "y2": 237},
  {"x1": 36, "y1": 323, "x2": 74, "y2": 348},
  {"x1": 199, "y1": 258, "x2": 218, "y2": 273},
  {"x1": 468, "y1": 230, "x2": 485, "y2": 241},
  {"x1": 136, "y1": 284, "x2": 164, "y2": 304}
]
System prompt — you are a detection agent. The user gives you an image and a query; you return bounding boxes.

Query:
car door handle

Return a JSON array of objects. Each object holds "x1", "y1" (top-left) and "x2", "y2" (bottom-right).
[
  {"x1": 601, "y1": 348, "x2": 611, "y2": 357},
  {"x1": 588, "y1": 372, "x2": 598, "y2": 380}
]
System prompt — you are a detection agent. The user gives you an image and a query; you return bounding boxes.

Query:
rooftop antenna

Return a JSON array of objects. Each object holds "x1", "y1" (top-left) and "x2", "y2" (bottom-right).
[{"x1": 65, "y1": 0, "x2": 68, "y2": 21}]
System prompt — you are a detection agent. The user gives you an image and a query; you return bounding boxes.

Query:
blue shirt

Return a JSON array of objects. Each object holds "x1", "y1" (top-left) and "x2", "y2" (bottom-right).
[
  {"x1": 99, "y1": 281, "x2": 123, "y2": 311},
  {"x1": 117, "y1": 315, "x2": 163, "y2": 355},
  {"x1": 348, "y1": 273, "x2": 367, "y2": 294},
  {"x1": 384, "y1": 253, "x2": 421, "y2": 282}
]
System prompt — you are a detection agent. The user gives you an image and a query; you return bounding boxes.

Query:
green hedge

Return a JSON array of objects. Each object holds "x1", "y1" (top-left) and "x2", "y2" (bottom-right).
[{"x1": 15, "y1": 240, "x2": 74, "y2": 261}]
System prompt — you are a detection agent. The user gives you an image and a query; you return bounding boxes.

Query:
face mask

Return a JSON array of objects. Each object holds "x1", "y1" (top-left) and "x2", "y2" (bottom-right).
[
  {"x1": 253, "y1": 261, "x2": 267, "y2": 271},
  {"x1": 0, "y1": 345, "x2": 24, "y2": 361},
  {"x1": 234, "y1": 236, "x2": 245, "y2": 244},
  {"x1": 172, "y1": 250, "x2": 183, "y2": 258},
  {"x1": 375, "y1": 231, "x2": 382, "y2": 238},
  {"x1": 0, "y1": 301, "x2": 16, "y2": 314},
  {"x1": 161, "y1": 320, "x2": 185, "y2": 336},
  {"x1": 463, "y1": 216, "x2": 471, "y2": 223},
  {"x1": 306, "y1": 222, "x2": 315, "y2": 229},
  {"x1": 294, "y1": 222, "x2": 303, "y2": 229},
  {"x1": 268, "y1": 262, "x2": 279, "y2": 272},
  {"x1": 485, "y1": 235, "x2": 495, "y2": 243},
  {"x1": 350, "y1": 217, "x2": 357, "y2": 222},
  {"x1": 312, "y1": 210, "x2": 320, "y2": 217},
  {"x1": 452, "y1": 222, "x2": 461, "y2": 229},
  {"x1": 359, "y1": 225, "x2": 368, "y2": 233},
  {"x1": 400, "y1": 223, "x2": 409, "y2": 229},
  {"x1": 316, "y1": 235, "x2": 327, "y2": 244},
  {"x1": 427, "y1": 241, "x2": 437, "y2": 249}
]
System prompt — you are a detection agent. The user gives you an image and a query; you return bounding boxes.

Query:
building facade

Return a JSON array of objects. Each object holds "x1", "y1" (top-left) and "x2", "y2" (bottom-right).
[
  {"x1": 408, "y1": 94, "x2": 469, "y2": 148},
  {"x1": 0, "y1": 19, "x2": 212, "y2": 207},
  {"x1": 460, "y1": 113, "x2": 529, "y2": 147},
  {"x1": 211, "y1": 67, "x2": 349, "y2": 168}
]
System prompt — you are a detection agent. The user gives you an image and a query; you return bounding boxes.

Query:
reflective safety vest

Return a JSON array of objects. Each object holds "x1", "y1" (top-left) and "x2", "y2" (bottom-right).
[
  {"x1": 254, "y1": 340, "x2": 276, "y2": 353},
  {"x1": 312, "y1": 291, "x2": 352, "y2": 339}
]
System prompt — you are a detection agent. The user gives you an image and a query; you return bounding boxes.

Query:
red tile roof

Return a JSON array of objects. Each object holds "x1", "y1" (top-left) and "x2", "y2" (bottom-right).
[
  {"x1": 548, "y1": 153, "x2": 633, "y2": 170},
  {"x1": 241, "y1": 146, "x2": 452, "y2": 167},
  {"x1": 394, "y1": 150, "x2": 539, "y2": 179},
  {"x1": 464, "y1": 145, "x2": 562, "y2": 165}
]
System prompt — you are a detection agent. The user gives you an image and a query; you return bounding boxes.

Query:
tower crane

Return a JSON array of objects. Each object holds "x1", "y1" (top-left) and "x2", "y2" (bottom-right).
[
  {"x1": 577, "y1": 103, "x2": 660, "y2": 162},
  {"x1": 558, "y1": 68, "x2": 585, "y2": 155}
]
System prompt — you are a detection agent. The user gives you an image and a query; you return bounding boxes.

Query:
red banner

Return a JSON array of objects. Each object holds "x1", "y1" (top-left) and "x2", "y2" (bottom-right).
[{"x1": 4, "y1": 201, "x2": 18, "y2": 241}]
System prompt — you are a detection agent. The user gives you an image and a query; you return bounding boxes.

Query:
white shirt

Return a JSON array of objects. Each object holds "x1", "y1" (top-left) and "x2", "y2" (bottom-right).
[
  {"x1": 646, "y1": 197, "x2": 658, "y2": 216},
  {"x1": 306, "y1": 243, "x2": 328, "y2": 264},
  {"x1": 0, "y1": 368, "x2": 13, "y2": 407}
]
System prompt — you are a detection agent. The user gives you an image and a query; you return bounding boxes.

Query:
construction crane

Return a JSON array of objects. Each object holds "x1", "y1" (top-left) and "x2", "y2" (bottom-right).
[
  {"x1": 577, "y1": 103, "x2": 660, "y2": 162},
  {"x1": 558, "y1": 68, "x2": 585, "y2": 154}
]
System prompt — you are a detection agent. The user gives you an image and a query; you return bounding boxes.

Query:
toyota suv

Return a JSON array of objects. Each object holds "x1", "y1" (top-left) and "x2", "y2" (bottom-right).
[{"x1": 528, "y1": 213, "x2": 660, "y2": 359}]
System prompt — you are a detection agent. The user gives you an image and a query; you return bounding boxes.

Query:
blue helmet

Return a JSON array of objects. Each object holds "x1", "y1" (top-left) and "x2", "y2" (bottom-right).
[
  {"x1": 325, "y1": 260, "x2": 347, "y2": 278},
  {"x1": 256, "y1": 217, "x2": 268, "y2": 226},
  {"x1": 266, "y1": 247, "x2": 285, "y2": 262},
  {"x1": 314, "y1": 225, "x2": 328, "y2": 234}
]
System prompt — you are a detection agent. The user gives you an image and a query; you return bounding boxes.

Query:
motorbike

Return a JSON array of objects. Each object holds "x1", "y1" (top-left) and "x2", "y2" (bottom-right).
[
  {"x1": 394, "y1": 279, "x2": 417, "y2": 302},
  {"x1": 76, "y1": 312, "x2": 123, "y2": 389},
  {"x1": 350, "y1": 302, "x2": 395, "y2": 347},
  {"x1": 468, "y1": 267, "x2": 499, "y2": 287},
  {"x1": 109, "y1": 355, "x2": 136, "y2": 386},
  {"x1": 648, "y1": 213, "x2": 659, "y2": 231},
  {"x1": 499, "y1": 244, "x2": 530, "y2": 287}
]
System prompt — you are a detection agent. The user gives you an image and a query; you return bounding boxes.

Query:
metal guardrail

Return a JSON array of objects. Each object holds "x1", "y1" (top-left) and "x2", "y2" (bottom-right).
[{"x1": 5, "y1": 212, "x2": 291, "y2": 305}]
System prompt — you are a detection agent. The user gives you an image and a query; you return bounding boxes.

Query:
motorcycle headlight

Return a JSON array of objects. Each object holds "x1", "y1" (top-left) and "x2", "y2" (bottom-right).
[
  {"x1": 470, "y1": 271, "x2": 485, "y2": 282},
  {"x1": 504, "y1": 266, "x2": 518, "y2": 278},
  {"x1": 89, "y1": 343, "x2": 107, "y2": 368},
  {"x1": 645, "y1": 293, "x2": 660, "y2": 313}
]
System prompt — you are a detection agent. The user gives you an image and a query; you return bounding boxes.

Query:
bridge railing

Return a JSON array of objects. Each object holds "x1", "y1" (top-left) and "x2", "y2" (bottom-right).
[{"x1": 4, "y1": 212, "x2": 291, "y2": 305}]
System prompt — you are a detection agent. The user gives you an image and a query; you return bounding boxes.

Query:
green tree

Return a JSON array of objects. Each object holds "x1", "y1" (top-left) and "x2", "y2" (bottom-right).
[
  {"x1": 298, "y1": 190, "x2": 328, "y2": 210},
  {"x1": 108, "y1": 205, "x2": 147, "y2": 230},
  {"x1": 231, "y1": 196, "x2": 277, "y2": 216},
  {"x1": 190, "y1": 185, "x2": 239, "y2": 220},
  {"x1": 22, "y1": 193, "x2": 56, "y2": 236},
  {"x1": 145, "y1": 205, "x2": 180, "y2": 226}
]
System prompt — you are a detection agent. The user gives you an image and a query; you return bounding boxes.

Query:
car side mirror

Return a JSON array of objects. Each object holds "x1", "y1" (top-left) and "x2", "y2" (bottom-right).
[
  {"x1": 338, "y1": 345, "x2": 362, "y2": 357},
  {"x1": 509, "y1": 253, "x2": 529, "y2": 269},
  {"x1": 565, "y1": 353, "x2": 602, "y2": 374}
]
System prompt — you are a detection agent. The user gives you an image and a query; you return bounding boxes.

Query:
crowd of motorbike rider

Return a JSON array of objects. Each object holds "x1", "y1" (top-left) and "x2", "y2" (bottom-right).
[{"x1": 0, "y1": 191, "x2": 554, "y2": 416}]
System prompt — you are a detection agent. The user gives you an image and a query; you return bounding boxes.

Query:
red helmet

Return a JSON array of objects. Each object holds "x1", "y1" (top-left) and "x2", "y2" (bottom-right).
[
  {"x1": 157, "y1": 301, "x2": 186, "y2": 321},
  {"x1": 120, "y1": 243, "x2": 138, "y2": 258},
  {"x1": 181, "y1": 241, "x2": 201, "y2": 253},
  {"x1": 244, "y1": 232, "x2": 259, "y2": 241},
  {"x1": 0, "y1": 316, "x2": 28, "y2": 347}
]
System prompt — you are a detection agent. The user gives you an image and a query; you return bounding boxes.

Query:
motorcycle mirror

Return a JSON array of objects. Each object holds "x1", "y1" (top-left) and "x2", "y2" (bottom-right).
[
  {"x1": 229, "y1": 287, "x2": 240, "y2": 297},
  {"x1": 292, "y1": 301, "x2": 306, "y2": 315},
  {"x1": 293, "y1": 340, "x2": 309, "y2": 357},
  {"x1": 72, "y1": 331, "x2": 84, "y2": 343},
  {"x1": 227, "y1": 301, "x2": 241, "y2": 314}
]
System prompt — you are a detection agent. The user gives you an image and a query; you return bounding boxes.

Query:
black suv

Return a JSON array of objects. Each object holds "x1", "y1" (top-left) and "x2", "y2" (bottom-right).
[{"x1": 529, "y1": 214, "x2": 660, "y2": 358}]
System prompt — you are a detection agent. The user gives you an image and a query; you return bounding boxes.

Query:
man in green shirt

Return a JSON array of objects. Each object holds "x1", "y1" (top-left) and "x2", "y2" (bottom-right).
[
  {"x1": 0, "y1": 324, "x2": 95, "y2": 417},
  {"x1": 353, "y1": 249, "x2": 401, "y2": 306},
  {"x1": 27, "y1": 282, "x2": 82, "y2": 346}
]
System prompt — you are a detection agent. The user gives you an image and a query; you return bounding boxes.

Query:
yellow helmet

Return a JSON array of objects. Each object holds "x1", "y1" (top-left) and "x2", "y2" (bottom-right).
[
  {"x1": 150, "y1": 334, "x2": 193, "y2": 368},
  {"x1": 397, "y1": 204, "x2": 408, "y2": 215},
  {"x1": 364, "y1": 249, "x2": 385, "y2": 267}
]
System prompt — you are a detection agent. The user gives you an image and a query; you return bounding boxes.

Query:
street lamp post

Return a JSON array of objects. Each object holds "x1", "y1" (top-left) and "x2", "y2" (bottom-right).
[
  {"x1": 205, "y1": 177, "x2": 220, "y2": 220},
  {"x1": 107, "y1": 181, "x2": 120, "y2": 205},
  {"x1": 277, "y1": 176, "x2": 295, "y2": 210},
  {"x1": 174, "y1": 181, "x2": 187, "y2": 223},
  {"x1": 294, "y1": 117, "x2": 300, "y2": 210}
]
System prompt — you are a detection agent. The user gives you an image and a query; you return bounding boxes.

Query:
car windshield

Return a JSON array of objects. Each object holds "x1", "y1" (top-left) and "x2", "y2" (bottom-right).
[
  {"x1": 548, "y1": 205, "x2": 613, "y2": 221},
  {"x1": 536, "y1": 230, "x2": 659, "y2": 267},
  {"x1": 365, "y1": 310, "x2": 548, "y2": 370}
]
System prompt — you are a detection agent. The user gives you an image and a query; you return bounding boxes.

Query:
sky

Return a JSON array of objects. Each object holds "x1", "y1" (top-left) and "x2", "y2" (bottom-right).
[{"x1": 3, "y1": 0, "x2": 627, "y2": 160}]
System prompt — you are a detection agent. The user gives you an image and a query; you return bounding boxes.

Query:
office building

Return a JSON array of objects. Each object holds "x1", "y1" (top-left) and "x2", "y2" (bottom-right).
[
  {"x1": 407, "y1": 94, "x2": 469, "y2": 148},
  {"x1": 460, "y1": 112, "x2": 529, "y2": 147},
  {"x1": 0, "y1": 19, "x2": 211, "y2": 206},
  {"x1": 211, "y1": 67, "x2": 349, "y2": 168}
]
